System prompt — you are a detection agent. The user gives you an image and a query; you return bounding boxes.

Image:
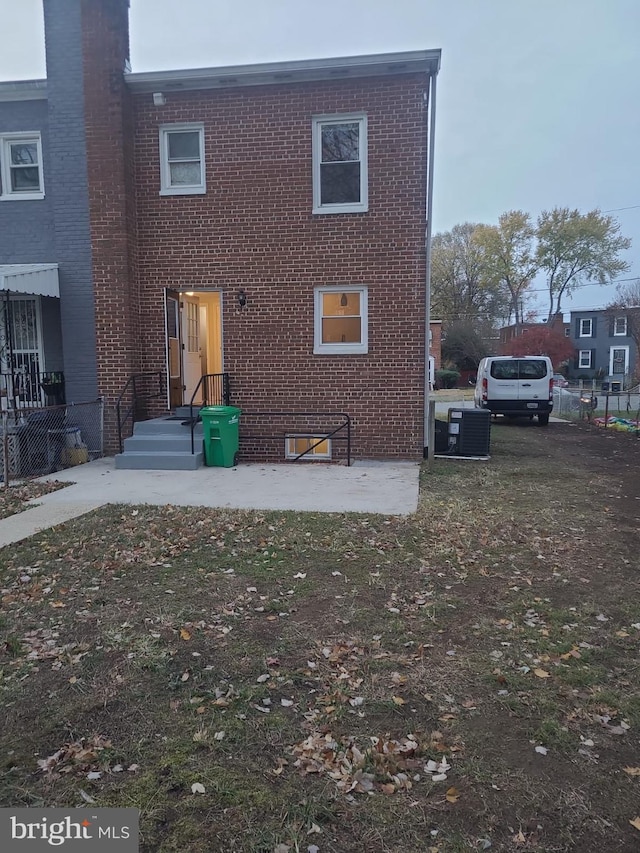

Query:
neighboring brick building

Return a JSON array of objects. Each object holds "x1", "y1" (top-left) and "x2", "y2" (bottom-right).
[
  {"x1": 498, "y1": 314, "x2": 569, "y2": 352},
  {"x1": 1, "y1": 0, "x2": 441, "y2": 462}
]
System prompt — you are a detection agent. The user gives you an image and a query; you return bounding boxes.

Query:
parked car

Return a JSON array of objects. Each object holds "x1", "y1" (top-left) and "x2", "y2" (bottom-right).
[
  {"x1": 473, "y1": 355, "x2": 554, "y2": 426},
  {"x1": 553, "y1": 373, "x2": 569, "y2": 388}
]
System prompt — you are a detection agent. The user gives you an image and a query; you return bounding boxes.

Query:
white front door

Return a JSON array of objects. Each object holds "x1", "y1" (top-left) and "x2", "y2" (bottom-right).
[
  {"x1": 181, "y1": 294, "x2": 202, "y2": 404},
  {"x1": 610, "y1": 346, "x2": 629, "y2": 376}
]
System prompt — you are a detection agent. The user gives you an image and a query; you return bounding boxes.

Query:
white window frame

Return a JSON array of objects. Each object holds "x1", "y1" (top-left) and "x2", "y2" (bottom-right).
[
  {"x1": 285, "y1": 435, "x2": 332, "y2": 460},
  {"x1": 609, "y1": 345, "x2": 629, "y2": 375},
  {"x1": 312, "y1": 114, "x2": 368, "y2": 214},
  {"x1": 159, "y1": 124, "x2": 206, "y2": 196},
  {"x1": 579, "y1": 318, "x2": 592, "y2": 337},
  {"x1": 313, "y1": 286, "x2": 368, "y2": 355},
  {"x1": 578, "y1": 350, "x2": 592, "y2": 369},
  {"x1": 0, "y1": 132, "x2": 44, "y2": 200},
  {"x1": 613, "y1": 316, "x2": 627, "y2": 336}
]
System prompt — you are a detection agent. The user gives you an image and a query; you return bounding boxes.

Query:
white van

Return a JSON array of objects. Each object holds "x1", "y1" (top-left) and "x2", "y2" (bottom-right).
[{"x1": 474, "y1": 356, "x2": 554, "y2": 426}]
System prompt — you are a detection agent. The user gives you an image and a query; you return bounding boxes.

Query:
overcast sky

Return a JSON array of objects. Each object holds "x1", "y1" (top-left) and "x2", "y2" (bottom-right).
[{"x1": 2, "y1": 0, "x2": 639, "y2": 317}]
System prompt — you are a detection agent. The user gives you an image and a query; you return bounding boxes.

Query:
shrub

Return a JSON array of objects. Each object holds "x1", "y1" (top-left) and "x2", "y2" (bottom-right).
[{"x1": 435, "y1": 369, "x2": 461, "y2": 389}]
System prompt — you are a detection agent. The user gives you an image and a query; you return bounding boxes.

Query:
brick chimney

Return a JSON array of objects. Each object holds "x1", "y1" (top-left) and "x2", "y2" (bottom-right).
[
  {"x1": 43, "y1": 0, "x2": 138, "y2": 442},
  {"x1": 80, "y1": 0, "x2": 140, "y2": 420}
]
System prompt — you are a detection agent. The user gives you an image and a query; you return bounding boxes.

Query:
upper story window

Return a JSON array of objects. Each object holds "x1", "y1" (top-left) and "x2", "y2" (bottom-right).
[
  {"x1": 312, "y1": 114, "x2": 368, "y2": 214},
  {"x1": 314, "y1": 286, "x2": 368, "y2": 355},
  {"x1": 614, "y1": 316, "x2": 627, "y2": 336},
  {"x1": 579, "y1": 318, "x2": 593, "y2": 337},
  {"x1": 159, "y1": 124, "x2": 205, "y2": 196},
  {"x1": 0, "y1": 133, "x2": 44, "y2": 200}
]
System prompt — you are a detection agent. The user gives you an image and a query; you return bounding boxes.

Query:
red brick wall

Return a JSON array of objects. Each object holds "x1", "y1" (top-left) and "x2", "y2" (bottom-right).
[
  {"x1": 78, "y1": 0, "x2": 429, "y2": 458},
  {"x1": 130, "y1": 76, "x2": 428, "y2": 459},
  {"x1": 81, "y1": 0, "x2": 140, "y2": 446}
]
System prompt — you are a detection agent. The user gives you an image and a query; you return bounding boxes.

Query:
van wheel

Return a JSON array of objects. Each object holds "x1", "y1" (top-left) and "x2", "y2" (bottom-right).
[{"x1": 538, "y1": 414, "x2": 550, "y2": 426}]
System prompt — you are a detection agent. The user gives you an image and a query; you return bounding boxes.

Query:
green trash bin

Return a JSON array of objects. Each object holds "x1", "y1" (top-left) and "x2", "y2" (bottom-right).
[{"x1": 200, "y1": 405, "x2": 242, "y2": 467}]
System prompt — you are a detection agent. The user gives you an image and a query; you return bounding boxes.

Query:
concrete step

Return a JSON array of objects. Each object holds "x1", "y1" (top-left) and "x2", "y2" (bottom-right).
[
  {"x1": 123, "y1": 434, "x2": 204, "y2": 454},
  {"x1": 133, "y1": 417, "x2": 203, "y2": 436},
  {"x1": 174, "y1": 405, "x2": 203, "y2": 419},
  {"x1": 114, "y1": 450, "x2": 204, "y2": 470}
]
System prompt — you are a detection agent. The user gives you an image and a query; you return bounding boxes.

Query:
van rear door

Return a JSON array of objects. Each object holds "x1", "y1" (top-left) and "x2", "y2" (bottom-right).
[
  {"x1": 489, "y1": 359, "x2": 519, "y2": 401},
  {"x1": 517, "y1": 358, "x2": 549, "y2": 403}
]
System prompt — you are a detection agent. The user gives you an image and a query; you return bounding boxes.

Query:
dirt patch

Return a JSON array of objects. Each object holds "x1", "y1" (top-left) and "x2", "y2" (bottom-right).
[{"x1": 1, "y1": 422, "x2": 640, "y2": 851}]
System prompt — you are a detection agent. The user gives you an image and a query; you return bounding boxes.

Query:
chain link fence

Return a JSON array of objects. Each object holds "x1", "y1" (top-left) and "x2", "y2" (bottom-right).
[
  {"x1": 553, "y1": 385, "x2": 640, "y2": 432},
  {"x1": 1, "y1": 399, "x2": 104, "y2": 485}
]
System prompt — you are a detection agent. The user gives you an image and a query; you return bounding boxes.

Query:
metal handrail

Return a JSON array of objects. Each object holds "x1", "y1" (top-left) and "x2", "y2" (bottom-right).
[
  {"x1": 239, "y1": 411, "x2": 352, "y2": 466},
  {"x1": 116, "y1": 371, "x2": 164, "y2": 453},
  {"x1": 188, "y1": 373, "x2": 231, "y2": 453}
]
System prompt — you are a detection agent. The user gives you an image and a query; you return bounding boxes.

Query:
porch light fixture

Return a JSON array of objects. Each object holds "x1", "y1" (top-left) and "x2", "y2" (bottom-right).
[
  {"x1": 340, "y1": 293, "x2": 348, "y2": 307},
  {"x1": 237, "y1": 288, "x2": 247, "y2": 309},
  {"x1": 152, "y1": 92, "x2": 166, "y2": 106}
]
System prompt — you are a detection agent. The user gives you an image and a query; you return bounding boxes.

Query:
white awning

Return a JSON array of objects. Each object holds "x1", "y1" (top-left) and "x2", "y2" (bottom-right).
[{"x1": 0, "y1": 264, "x2": 60, "y2": 298}]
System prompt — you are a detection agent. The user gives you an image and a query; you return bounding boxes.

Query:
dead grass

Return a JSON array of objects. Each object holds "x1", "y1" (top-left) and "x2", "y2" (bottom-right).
[
  {"x1": 1, "y1": 422, "x2": 640, "y2": 851},
  {"x1": 0, "y1": 479, "x2": 70, "y2": 519}
]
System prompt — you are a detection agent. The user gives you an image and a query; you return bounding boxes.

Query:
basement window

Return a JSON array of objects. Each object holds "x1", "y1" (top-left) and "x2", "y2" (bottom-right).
[{"x1": 285, "y1": 435, "x2": 332, "y2": 460}]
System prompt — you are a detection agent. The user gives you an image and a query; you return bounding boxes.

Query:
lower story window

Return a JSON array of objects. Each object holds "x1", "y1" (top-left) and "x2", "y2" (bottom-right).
[
  {"x1": 578, "y1": 350, "x2": 592, "y2": 369},
  {"x1": 285, "y1": 435, "x2": 332, "y2": 460},
  {"x1": 314, "y1": 286, "x2": 368, "y2": 355}
]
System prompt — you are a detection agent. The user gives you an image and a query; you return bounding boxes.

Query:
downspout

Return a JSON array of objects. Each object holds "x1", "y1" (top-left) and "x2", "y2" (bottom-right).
[{"x1": 423, "y1": 63, "x2": 439, "y2": 457}]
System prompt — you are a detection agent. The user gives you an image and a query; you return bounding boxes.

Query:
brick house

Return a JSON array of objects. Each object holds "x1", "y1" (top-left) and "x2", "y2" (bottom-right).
[{"x1": 1, "y1": 0, "x2": 441, "y2": 464}]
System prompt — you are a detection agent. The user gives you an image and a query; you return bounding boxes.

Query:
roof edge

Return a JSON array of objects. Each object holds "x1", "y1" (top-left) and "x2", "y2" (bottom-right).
[
  {"x1": 0, "y1": 79, "x2": 47, "y2": 103},
  {"x1": 126, "y1": 50, "x2": 441, "y2": 93}
]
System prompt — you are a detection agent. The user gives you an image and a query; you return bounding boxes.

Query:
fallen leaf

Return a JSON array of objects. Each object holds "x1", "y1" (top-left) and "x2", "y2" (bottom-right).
[
  {"x1": 629, "y1": 817, "x2": 640, "y2": 831},
  {"x1": 392, "y1": 696, "x2": 406, "y2": 706},
  {"x1": 445, "y1": 786, "x2": 460, "y2": 803},
  {"x1": 179, "y1": 628, "x2": 191, "y2": 641},
  {"x1": 624, "y1": 767, "x2": 640, "y2": 776},
  {"x1": 191, "y1": 782, "x2": 206, "y2": 794},
  {"x1": 307, "y1": 822, "x2": 322, "y2": 835},
  {"x1": 533, "y1": 668, "x2": 551, "y2": 679},
  {"x1": 535, "y1": 746, "x2": 548, "y2": 755},
  {"x1": 213, "y1": 730, "x2": 226, "y2": 741}
]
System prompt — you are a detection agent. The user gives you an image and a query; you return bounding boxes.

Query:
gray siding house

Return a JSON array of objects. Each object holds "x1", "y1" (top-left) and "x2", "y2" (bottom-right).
[
  {"x1": 0, "y1": 0, "x2": 100, "y2": 410},
  {"x1": 568, "y1": 309, "x2": 638, "y2": 385}
]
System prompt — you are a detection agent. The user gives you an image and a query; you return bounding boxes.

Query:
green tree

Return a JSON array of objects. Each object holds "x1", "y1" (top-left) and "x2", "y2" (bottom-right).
[
  {"x1": 430, "y1": 223, "x2": 504, "y2": 327},
  {"x1": 474, "y1": 211, "x2": 538, "y2": 325},
  {"x1": 536, "y1": 208, "x2": 631, "y2": 321}
]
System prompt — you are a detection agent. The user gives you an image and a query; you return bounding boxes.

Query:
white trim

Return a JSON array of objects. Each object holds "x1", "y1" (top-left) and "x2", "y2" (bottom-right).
[
  {"x1": 126, "y1": 50, "x2": 442, "y2": 93},
  {"x1": 613, "y1": 316, "x2": 627, "y2": 336},
  {"x1": 0, "y1": 132, "x2": 44, "y2": 200},
  {"x1": 285, "y1": 434, "x2": 332, "y2": 460},
  {"x1": 578, "y1": 350, "x2": 592, "y2": 368},
  {"x1": 609, "y1": 345, "x2": 629, "y2": 375},
  {"x1": 159, "y1": 124, "x2": 206, "y2": 196},
  {"x1": 312, "y1": 114, "x2": 368, "y2": 214},
  {"x1": 313, "y1": 286, "x2": 368, "y2": 355},
  {"x1": 579, "y1": 318, "x2": 592, "y2": 337}
]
